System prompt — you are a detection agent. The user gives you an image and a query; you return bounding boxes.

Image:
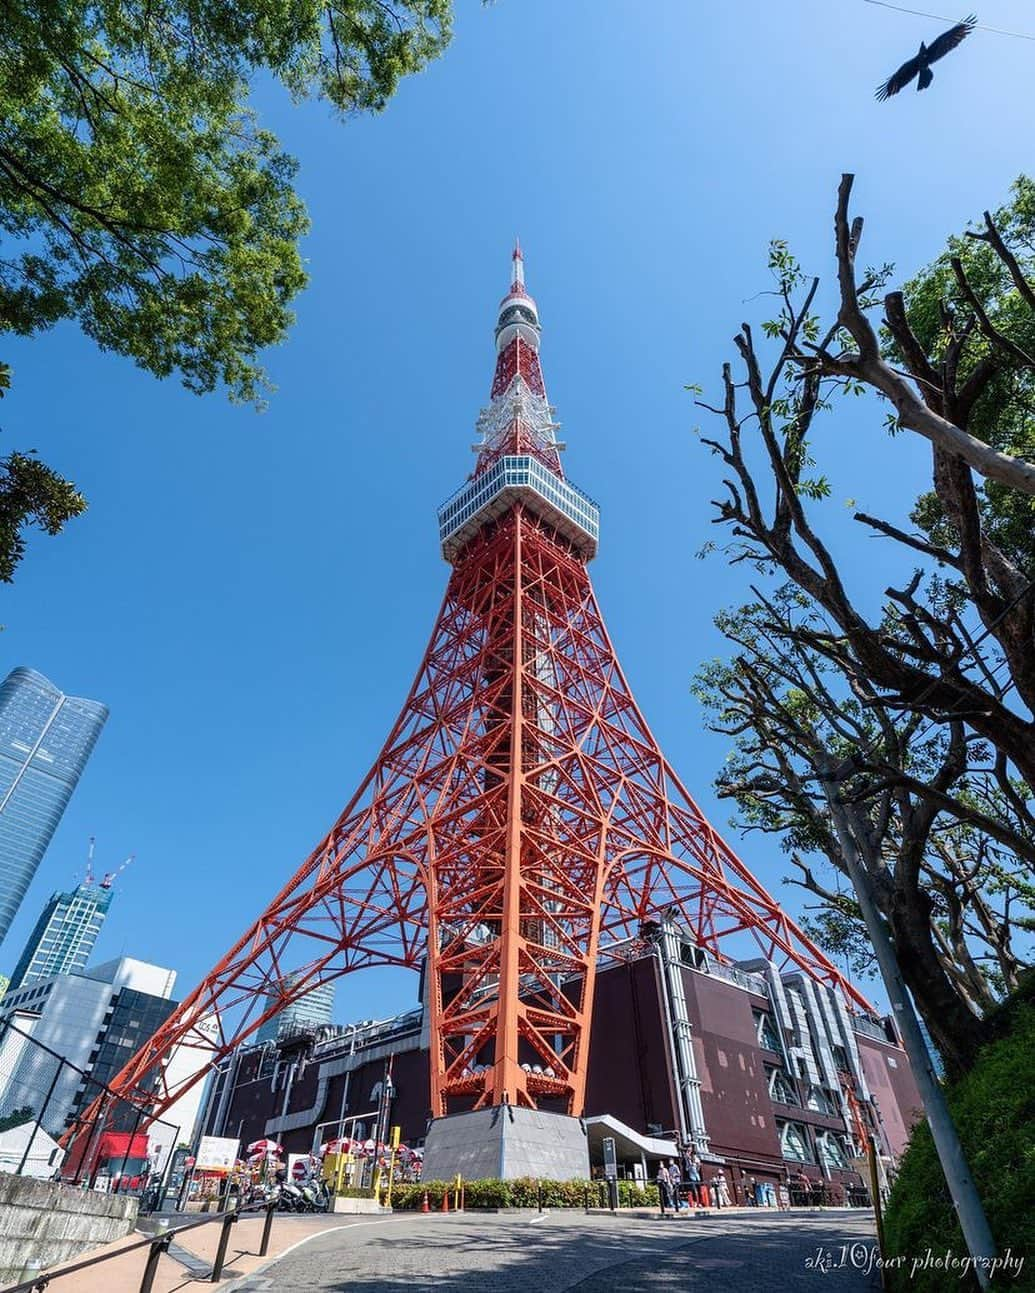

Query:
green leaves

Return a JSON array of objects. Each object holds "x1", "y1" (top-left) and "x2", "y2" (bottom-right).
[
  {"x1": 0, "y1": 0, "x2": 453, "y2": 579},
  {"x1": 0, "y1": 445, "x2": 87, "y2": 582},
  {"x1": 0, "y1": 1, "x2": 452, "y2": 400}
]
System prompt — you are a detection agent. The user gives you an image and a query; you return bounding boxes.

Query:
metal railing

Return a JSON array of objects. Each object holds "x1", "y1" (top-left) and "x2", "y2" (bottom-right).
[
  {"x1": 851, "y1": 1015, "x2": 890, "y2": 1042},
  {"x1": 3, "y1": 1197, "x2": 280, "y2": 1293}
]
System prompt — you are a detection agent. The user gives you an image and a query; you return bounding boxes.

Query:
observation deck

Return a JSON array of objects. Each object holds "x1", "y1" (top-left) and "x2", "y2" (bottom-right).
[{"x1": 438, "y1": 455, "x2": 600, "y2": 562}]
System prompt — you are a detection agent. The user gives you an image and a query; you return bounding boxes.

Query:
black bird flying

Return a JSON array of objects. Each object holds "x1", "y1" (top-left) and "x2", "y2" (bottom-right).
[{"x1": 875, "y1": 13, "x2": 977, "y2": 100}]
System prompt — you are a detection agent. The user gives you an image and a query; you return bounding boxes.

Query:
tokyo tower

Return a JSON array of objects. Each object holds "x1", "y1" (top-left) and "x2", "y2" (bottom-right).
[{"x1": 69, "y1": 246, "x2": 868, "y2": 1160}]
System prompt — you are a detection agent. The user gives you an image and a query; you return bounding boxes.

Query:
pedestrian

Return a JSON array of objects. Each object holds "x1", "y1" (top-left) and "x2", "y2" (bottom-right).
[
  {"x1": 685, "y1": 1149, "x2": 702, "y2": 1206},
  {"x1": 745, "y1": 1174, "x2": 757, "y2": 1206},
  {"x1": 655, "y1": 1161, "x2": 673, "y2": 1213},
  {"x1": 667, "y1": 1158, "x2": 688, "y2": 1211},
  {"x1": 714, "y1": 1169, "x2": 732, "y2": 1208}
]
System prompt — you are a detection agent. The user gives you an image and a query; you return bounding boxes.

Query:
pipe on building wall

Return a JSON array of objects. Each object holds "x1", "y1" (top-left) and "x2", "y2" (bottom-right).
[
  {"x1": 652, "y1": 920, "x2": 709, "y2": 1152},
  {"x1": 211, "y1": 1047, "x2": 244, "y2": 1139},
  {"x1": 651, "y1": 939, "x2": 686, "y2": 1144},
  {"x1": 263, "y1": 1030, "x2": 418, "y2": 1138}
]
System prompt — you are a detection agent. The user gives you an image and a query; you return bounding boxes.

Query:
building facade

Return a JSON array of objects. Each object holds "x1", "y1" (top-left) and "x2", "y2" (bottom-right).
[
  {"x1": 8, "y1": 877, "x2": 115, "y2": 991},
  {"x1": 198, "y1": 920, "x2": 922, "y2": 1201},
  {"x1": 0, "y1": 668, "x2": 108, "y2": 944},
  {"x1": 0, "y1": 958, "x2": 177, "y2": 1139},
  {"x1": 255, "y1": 975, "x2": 335, "y2": 1044}
]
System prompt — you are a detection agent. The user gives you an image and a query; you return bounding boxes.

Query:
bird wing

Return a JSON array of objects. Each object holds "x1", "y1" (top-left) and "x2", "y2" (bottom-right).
[
  {"x1": 926, "y1": 14, "x2": 977, "y2": 64},
  {"x1": 875, "y1": 53, "x2": 921, "y2": 101}
]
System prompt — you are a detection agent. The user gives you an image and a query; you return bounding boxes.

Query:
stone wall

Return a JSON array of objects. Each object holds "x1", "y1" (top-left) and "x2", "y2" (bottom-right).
[{"x1": 0, "y1": 1172, "x2": 138, "y2": 1286}]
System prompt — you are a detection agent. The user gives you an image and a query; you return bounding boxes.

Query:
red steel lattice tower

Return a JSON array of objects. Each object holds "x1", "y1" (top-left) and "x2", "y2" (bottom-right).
[{"x1": 68, "y1": 246, "x2": 870, "y2": 1144}]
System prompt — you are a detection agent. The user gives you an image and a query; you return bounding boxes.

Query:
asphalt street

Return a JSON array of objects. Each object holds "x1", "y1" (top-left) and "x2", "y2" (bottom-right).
[{"x1": 229, "y1": 1208, "x2": 881, "y2": 1292}]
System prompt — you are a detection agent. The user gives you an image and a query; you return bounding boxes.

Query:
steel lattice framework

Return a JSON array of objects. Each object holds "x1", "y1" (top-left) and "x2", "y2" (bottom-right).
[{"x1": 66, "y1": 245, "x2": 870, "y2": 1149}]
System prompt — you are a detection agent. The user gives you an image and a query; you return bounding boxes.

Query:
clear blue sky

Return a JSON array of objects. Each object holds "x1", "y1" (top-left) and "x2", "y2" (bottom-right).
[{"x1": 1, "y1": 0, "x2": 1031, "y2": 1020}]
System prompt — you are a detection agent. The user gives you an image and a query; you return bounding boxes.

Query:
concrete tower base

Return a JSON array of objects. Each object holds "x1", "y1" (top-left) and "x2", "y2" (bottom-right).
[{"x1": 420, "y1": 1107, "x2": 589, "y2": 1182}]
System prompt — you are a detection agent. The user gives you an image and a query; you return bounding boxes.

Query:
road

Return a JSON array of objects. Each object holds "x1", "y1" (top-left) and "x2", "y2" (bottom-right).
[{"x1": 229, "y1": 1208, "x2": 881, "y2": 1292}]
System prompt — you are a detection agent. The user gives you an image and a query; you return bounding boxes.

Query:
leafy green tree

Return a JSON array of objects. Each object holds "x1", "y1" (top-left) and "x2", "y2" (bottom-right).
[
  {"x1": 0, "y1": 0, "x2": 452, "y2": 578},
  {"x1": 0, "y1": 1105, "x2": 34, "y2": 1132}
]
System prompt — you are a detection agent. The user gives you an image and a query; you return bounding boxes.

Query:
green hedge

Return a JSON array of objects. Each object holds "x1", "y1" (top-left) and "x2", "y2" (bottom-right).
[
  {"x1": 883, "y1": 994, "x2": 1035, "y2": 1292},
  {"x1": 388, "y1": 1177, "x2": 660, "y2": 1210}
]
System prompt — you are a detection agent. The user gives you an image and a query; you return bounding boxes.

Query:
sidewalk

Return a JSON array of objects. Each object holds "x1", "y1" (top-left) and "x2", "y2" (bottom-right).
[
  {"x1": 585, "y1": 1203, "x2": 875, "y2": 1221},
  {"x1": 10, "y1": 1213, "x2": 347, "y2": 1293}
]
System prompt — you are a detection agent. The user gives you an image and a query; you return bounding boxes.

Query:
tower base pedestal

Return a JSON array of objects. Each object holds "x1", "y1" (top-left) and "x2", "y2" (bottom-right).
[{"x1": 420, "y1": 1107, "x2": 589, "y2": 1182}]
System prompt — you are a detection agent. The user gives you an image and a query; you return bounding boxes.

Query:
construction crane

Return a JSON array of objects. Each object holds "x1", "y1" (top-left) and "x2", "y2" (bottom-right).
[{"x1": 101, "y1": 853, "x2": 136, "y2": 890}]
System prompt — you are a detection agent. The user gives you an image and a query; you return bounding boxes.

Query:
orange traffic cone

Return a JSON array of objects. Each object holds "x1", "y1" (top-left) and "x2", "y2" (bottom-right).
[
  {"x1": 421, "y1": 1190, "x2": 430, "y2": 1213},
  {"x1": 440, "y1": 1190, "x2": 449, "y2": 1213}
]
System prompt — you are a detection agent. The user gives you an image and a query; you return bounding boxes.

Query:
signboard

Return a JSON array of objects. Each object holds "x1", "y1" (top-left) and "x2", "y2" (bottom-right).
[
  {"x1": 195, "y1": 1135, "x2": 239, "y2": 1173},
  {"x1": 602, "y1": 1136, "x2": 617, "y2": 1180}
]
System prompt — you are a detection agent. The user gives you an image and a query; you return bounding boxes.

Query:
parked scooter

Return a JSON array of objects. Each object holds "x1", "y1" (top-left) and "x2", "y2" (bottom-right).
[
  {"x1": 280, "y1": 1179, "x2": 308, "y2": 1211},
  {"x1": 299, "y1": 1177, "x2": 330, "y2": 1213}
]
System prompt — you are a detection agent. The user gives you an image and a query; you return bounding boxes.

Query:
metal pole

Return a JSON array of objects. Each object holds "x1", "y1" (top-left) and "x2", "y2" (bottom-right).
[
  {"x1": 152, "y1": 1123, "x2": 181, "y2": 1214},
  {"x1": 18, "y1": 1059, "x2": 63, "y2": 1176},
  {"x1": 79, "y1": 1090, "x2": 109, "y2": 1187},
  {"x1": 867, "y1": 1135, "x2": 888, "y2": 1290},
  {"x1": 259, "y1": 1200, "x2": 276, "y2": 1256},
  {"x1": 139, "y1": 1235, "x2": 171, "y2": 1293},
  {"x1": 118, "y1": 1105, "x2": 146, "y2": 1194},
  {"x1": 820, "y1": 779, "x2": 998, "y2": 1290},
  {"x1": 210, "y1": 1207, "x2": 238, "y2": 1281}
]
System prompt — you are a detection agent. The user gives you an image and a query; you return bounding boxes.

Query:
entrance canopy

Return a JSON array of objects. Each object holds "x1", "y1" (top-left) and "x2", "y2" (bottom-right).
[{"x1": 583, "y1": 1114, "x2": 678, "y2": 1171}]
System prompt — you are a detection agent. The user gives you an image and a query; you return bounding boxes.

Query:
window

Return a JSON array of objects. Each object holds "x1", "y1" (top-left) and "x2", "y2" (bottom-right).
[
  {"x1": 817, "y1": 1133, "x2": 850, "y2": 1169},
  {"x1": 778, "y1": 1120, "x2": 813, "y2": 1163},
  {"x1": 754, "y1": 1011, "x2": 782, "y2": 1053},
  {"x1": 805, "y1": 1085, "x2": 834, "y2": 1114},
  {"x1": 767, "y1": 1067, "x2": 797, "y2": 1105}
]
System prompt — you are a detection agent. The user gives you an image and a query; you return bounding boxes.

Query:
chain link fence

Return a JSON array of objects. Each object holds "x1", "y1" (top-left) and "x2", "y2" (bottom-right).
[{"x1": 0, "y1": 1015, "x2": 180, "y2": 1200}]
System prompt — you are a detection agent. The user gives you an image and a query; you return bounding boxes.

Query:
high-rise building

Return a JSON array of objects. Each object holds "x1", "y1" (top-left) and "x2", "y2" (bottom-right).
[
  {"x1": 0, "y1": 668, "x2": 108, "y2": 944},
  {"x1": 0, "y1": 957, "x2": 177, "y2": 1138},
  {"x1": 8, "y1": 875, "x2": 115, "y2": 992},
  {"x1": 255, "y1": 975, "x2": 335, "y2": 1042}
]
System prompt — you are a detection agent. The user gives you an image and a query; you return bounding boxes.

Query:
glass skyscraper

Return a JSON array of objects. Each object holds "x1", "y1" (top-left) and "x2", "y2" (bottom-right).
[
  {"x1": 0, "y1": 668, "x2": 108, "y2": 945},
  {"x1": 256, "y1": 974, "x2": 335, "y2": 1042},
  {"x1": 8, "y1": 877, "x2": 115, "y2": 991}
]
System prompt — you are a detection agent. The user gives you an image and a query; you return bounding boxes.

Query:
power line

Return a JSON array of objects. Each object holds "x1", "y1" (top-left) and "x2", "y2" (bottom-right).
[{"x1": 863, "y1": 0, "x2": 1035, "y2": 41}]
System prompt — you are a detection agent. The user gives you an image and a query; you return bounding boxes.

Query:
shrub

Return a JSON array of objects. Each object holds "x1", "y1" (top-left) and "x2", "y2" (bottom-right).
[
  {"x1": 385, "y1": 1176, "x2": 658, "y2": 1210},
  {"x1": 883, "y1": 992, "x2": 1035, "y2": 1292},
  {"x1": 333, "y1": 1185, "x2": 375, "y2": 1199}
]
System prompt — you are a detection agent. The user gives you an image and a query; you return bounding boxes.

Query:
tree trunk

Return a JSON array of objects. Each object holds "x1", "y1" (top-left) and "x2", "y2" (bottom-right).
[{"x1": 888, "y1": 890, "x2": 991, "y2": 1078}]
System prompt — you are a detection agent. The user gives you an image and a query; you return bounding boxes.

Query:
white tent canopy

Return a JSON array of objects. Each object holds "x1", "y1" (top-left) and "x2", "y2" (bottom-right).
[{"x1": 0, "y1": 1120, "x2": 62, "y2": 1179}]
